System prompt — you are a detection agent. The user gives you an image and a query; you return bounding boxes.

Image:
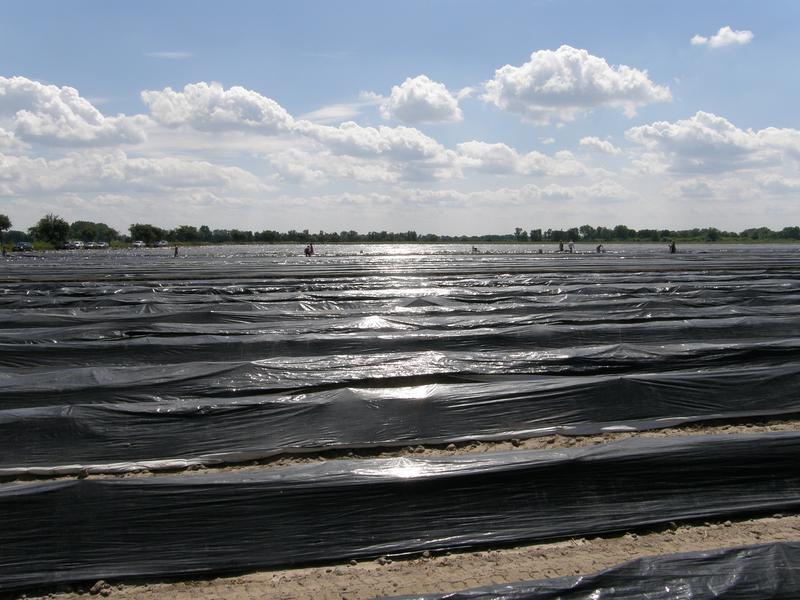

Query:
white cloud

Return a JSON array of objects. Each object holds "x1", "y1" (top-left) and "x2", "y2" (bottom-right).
[
  {"x1": 579, "y1": 136, "x2": 622, "y2": 155},
  {"x1": 267, "y1": 148, "x2": 401, "y2": 184},
  {"x1": 141, "y1": 81, "x2": 456, "y2": 178},
  {"x1": 691, "y1": 26, "x2": 753, "y2": 48},
  {"x1": 482, "y1": 45, "x2": 671, "y2": 124},
  {"x1": 456, "y1": 141, "x2": 518, "y2": 174},
  {"x1": 299, "y1": 102, "x2": 367, "y2": 124},
  {"x1": 540, "y1": 137, "x2": 556, "y2": 145},
  {"x1": 0, "y1": 76, "x2": 146, "y2": 146},
  {"x1": 379, "y1": 75, "x2": 463, "y2": 124},
  {"x1": 0, "y1": 150, "x2": 268, "y2": 196},
  {"x1": 141, "y1": 81, "x2": 295, "y2": 133},
  {"x1": 756, "y1": 174, "x2": 800, "y2": 193},
  {"x1": 625, "y1": 111, "x2": 800, "y2": 173},
  {"x1": 296, "y1": 120, "x2": 448, "y2": 162},
  {"x1": 0, "y1": 127, "x2": 24, "y2": 150},
  {"x1": 282, "y1": 180, "x2": 631, "y2": 213},
  {"x1": 456, "y1": 140, "x2": 590, "y2": 177},
  {"x1": 756, "y1": 127, "x2": 800, "y2": 159}
]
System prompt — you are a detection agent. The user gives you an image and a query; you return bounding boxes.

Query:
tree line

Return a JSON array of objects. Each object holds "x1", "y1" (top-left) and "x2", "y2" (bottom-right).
[
  {"x1": 2, "y1": 213, "x2": 800, "y2": 248},
  {"x1": 514, "y1": 224, "x2": 800, "y2": 242}
]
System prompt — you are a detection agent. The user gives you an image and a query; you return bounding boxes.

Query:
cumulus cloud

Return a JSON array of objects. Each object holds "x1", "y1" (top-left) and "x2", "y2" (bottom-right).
[
  {"x1": 456, "y1": 141, "x2": 588, "y2": 177},
  {"x1": 625, "y1": 111, "x2": 800, "y2": 173},
  {"x1": 0, "y1": 76, "x2": 146, "y2": 146},
  {"x1": 691, "y1": 26, "x2": 753, "y2": 48},
  {"x1": 482, "y1": 45, "x2": 671, "y2": 124},
  {"x1": 756, "y1": 127, "x2": 800, "y2": 160},
  {"x1": 579, "y1": 136, "x2": 622, "y2": 155},
  {"x1": 141, "y1": 81, "x2": 294, "y2": 133},
  {"x1": 296, "y1": 120, "x2": 448, "y2": 162},
  {"x1": 140, "y1": 81, "x2": 456, "y2": 177},
  {"x1": 379, "y1": 75, "x2": 463, "y2": 124},
  {"x1": 0, "y1": 127, "x2": 24, "y2": 151}
]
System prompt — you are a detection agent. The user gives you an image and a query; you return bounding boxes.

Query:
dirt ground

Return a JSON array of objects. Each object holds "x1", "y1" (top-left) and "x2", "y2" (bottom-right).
[{"x1": 12, "y1": 419, "x2": 800, "y2": 600}]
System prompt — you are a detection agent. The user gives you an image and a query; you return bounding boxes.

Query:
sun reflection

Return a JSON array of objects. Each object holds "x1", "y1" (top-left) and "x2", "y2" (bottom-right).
[
  {"x1": 356, "y1": 315, "x2": 411, "y2": 330},
  {"x1": 359, "y1": 384, "x2": 437, "y2": 400},
  {"x1": 354, "y1": 456, "x2": 448, "y2": 479}
]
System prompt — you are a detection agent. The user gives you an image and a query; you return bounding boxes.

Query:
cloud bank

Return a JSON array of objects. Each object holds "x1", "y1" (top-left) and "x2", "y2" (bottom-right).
[{"x1": 0, "y1": 76, "x2": 146, "y2": 146}]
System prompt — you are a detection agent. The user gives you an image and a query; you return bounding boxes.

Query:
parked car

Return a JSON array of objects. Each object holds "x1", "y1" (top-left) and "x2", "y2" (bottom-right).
[
  {"x1": 132, "y1": 240, "x2": 146, "y2": 248},
  {"x1": 96, "y1": 241, "x2": 109, "y2": 249},
  {"x1": 64, "y1": 241, "x2": 84, "y2": 250},
  {"x1": 154, "y1": 240, "x2": 169, "y2": 247},
  {"x1": 12, "y1": 241, "x2": 33, "y2": 251}
]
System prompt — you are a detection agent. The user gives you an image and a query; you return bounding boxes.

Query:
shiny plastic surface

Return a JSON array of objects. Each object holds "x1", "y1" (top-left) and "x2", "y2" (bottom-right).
[
  {"x1": 1, "y1": 246, "x2": 799, "y2": 475},
  {"x1": 2, "y1": 432, "x2": 800, "y2": 591}
]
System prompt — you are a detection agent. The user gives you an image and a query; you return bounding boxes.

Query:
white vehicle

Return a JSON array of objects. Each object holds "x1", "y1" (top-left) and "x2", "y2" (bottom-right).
[{"x1": 132, "y1": 240, "x2": 146, "y2": 248}]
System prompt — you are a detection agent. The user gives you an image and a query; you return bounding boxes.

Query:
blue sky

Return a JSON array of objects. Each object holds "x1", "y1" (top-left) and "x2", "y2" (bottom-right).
[{"x1": 1, "y1": 1, "x2": 799, "y2": 235}]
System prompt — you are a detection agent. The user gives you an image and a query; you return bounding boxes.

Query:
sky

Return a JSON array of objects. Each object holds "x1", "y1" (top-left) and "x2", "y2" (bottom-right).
[{"x1": 1, "y1": 0, "x2": 799, "y2": 235}]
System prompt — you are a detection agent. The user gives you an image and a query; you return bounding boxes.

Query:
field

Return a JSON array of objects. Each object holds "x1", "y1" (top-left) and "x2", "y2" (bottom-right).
[{"x1": 2, "y1": 243, "x2": 800, "y2": 598}]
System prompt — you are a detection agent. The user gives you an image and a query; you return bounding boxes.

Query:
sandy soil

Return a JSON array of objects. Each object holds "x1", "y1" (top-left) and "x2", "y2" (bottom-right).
[{"x1": 9, "y1": 419, "x2": 800, "y2": 600}]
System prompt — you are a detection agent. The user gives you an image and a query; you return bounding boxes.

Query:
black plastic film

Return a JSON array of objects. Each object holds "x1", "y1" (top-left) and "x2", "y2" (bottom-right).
[{"x1": 2, "y1": 432, "x2": 800, "y2": 592}]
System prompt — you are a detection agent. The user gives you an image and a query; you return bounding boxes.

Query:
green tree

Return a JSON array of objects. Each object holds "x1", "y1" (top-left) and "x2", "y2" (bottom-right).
[
  {"x1": 30, "y1": 214, "x2": 69, "y2": 247},
  {"x1": 172, "y1": 225, "x2": 199, "y2": 242},
  {"x1": 780, "y1": 226, "x2": 800, "y2": 240},
  {"x1": 613, "y1": 224, "x2": 633, "y2": 240},
  {"x1": 0, "y1": 214, "x2": 10, "y2": 248},
  {"x1": 69, "y1": 221, "x2": 119, "y2": 242},
  {"x1": 129, "y1": 223, "x2": 164, "y2": 246}
]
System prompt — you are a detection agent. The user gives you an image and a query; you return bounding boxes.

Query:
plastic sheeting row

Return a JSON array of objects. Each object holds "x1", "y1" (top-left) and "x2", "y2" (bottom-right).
[
  {"x1": 3, "y1": 360, "x2": 800, "y2": 475},
  {"x1": 3, "y1": 432, "x2": 800, "y2": 592},
  {"x1": 387, "y1": 541, "x2": 800, "y2": 600},
  {"x1": 3, "y1": 314, "x2": 800, "y2": 369}
]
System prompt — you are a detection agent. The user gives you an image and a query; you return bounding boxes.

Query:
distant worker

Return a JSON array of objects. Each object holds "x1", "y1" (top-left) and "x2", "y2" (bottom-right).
[
  {"x1": 174, "y1": 245, "x2": 179, "y2": 257},
  {"x1": 568, "y1": 240, "x2": 575, "y2": 253},
  {"x1": 472, "y1": 246, "x2": 478, "y2": 253},
  {"x1": 669, "y1": 241, "x2": 677, "y2": 254},
  {"x1": 559, "y1": 241, "x2": 564, "y2": 252},
  {"x1": 1, "y1": 246, "x2": 6, "y2": 258},
  {"x1": 596, "y1": 244, "x2": 604, "y2": 253}
]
